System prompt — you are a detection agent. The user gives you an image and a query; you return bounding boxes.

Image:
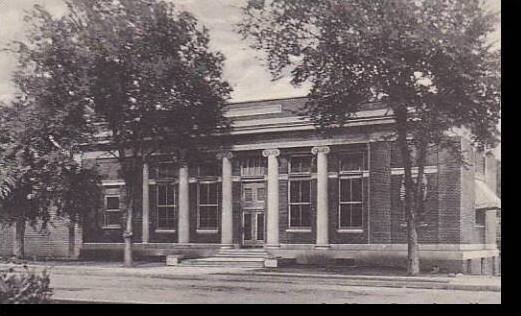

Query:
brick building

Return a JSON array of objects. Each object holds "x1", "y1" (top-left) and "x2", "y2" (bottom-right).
[{"x1": 0, "y1": 97, "x2": 501, "y2": 274}]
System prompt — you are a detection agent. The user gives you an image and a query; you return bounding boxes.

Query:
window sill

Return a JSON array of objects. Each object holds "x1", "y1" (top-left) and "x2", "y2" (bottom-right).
[
  {"x1": 337, "y1": 229, "x2": 363, "y2": 234},
  {"x1": 400, "y1": 222, "x2": 429, "y2": 228},
  {"x1": 475, "y1": 224, "x2": 485, "y2": 228},
  {"x1": 196, "y1": 229, "x2": 219, "y2": 234},
  {"x1": 102, "y1": 226, "x2": 121, "y2": 230},
  {"x1": 286, "y1": 228, "x2": 312, "y2": 233},
  {"x1": 155, "y1": 229, "x2": 177, "y2": 234}
]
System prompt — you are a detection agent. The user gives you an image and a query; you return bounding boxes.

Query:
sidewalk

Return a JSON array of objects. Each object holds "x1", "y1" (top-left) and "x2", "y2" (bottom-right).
[{"x1": 0, "y1": 261, "x2": 501, "y2": 293}]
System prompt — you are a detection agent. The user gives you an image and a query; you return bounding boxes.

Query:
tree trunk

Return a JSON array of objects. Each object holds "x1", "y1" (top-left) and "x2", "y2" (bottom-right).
[
  {"x1": 395, "y1": 106, "x2": 421, "y2": 276},
  {"x1": 123, "y1": 195, "x2": 134, "y2": 267},
  {"x1": 407, "y1": 208, "x2": 420, "y2": 275},
  {"x1": 68, "y1": 221, "x2": 76, "y2": 259},
  {"x1": 13, "y1": 219, "x2": 26, "y2": 260}
]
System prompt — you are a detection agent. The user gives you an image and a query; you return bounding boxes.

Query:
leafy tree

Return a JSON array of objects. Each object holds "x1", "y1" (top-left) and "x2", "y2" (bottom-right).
[
  {"x1": 239, "y1": 0, "x2": 500, "y2": 275},
  {"x1": 10, "y1": 0, "x2": 231, "y2": 267},
  {"x1": 1, "y1": 2, "x2": 103, "y2": 259}
]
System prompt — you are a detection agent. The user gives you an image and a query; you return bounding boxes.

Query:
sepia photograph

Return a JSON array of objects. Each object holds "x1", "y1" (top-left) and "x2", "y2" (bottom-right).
[{"x1": 0, "y1": 0, "x2": 502, "y2": 305}]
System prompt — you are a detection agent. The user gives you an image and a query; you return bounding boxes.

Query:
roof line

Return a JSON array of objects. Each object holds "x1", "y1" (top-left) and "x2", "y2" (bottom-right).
[{"x1": 226, "y1": 95, "x2": 308, "y2": 105}]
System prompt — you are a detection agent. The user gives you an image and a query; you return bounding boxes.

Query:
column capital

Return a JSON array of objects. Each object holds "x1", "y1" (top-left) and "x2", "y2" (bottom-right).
[
  {"x1": 262, "y1": 148, "x2": 281, "y2": 158},
  {"x1": 311, "y1": 146, "x2": 331, "y2": 155},
  {"x1": 216, "y1": 151, "x2": 234, "y2": 160}
]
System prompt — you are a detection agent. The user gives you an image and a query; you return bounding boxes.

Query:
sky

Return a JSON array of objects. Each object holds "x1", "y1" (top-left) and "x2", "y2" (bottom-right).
[{"x1": 0, "y1": 0, "x2": 500, "y2": 104}]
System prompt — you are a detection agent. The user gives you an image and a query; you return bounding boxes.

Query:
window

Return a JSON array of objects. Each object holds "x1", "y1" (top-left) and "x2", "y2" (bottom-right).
[
  {"x1": 198, "y1": 182, "x2": 220, "y2": 230},
  {"x1": 339, "y1": 177, "x2": 363, "y2": 229},
  {"x1": 339, "y1": 152, "x2": 365, "y2": 172},
  {"x1": 156, "y1": 184, "x2": 176, "y2": 231},
  {"x1": 475, "y1": 209, "x2": 486, "y2": 227},
  {"x1": 290, "y1": 156, "x2": 312, "y2": 174},
  {"x1": 257, "y1": 187, "x2": 265, "y2": 201},
  {"x1": 289, "y1": 180, "x2": 312, "y2": 228},
  {"x1": 104, "y1": 196, "x2": 122, "y2": 228},
  {"x1": 244, "y1": 187, "x2": 254, "y2": 202},
  {"x1": 241, "y1": 157, "x2": 266, "y2": 177}
]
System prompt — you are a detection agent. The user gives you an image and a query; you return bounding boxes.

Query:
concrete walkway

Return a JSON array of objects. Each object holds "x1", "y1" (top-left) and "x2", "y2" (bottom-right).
[{"x1": 0, "y1": 261, "x2": 501, "y2": 293}]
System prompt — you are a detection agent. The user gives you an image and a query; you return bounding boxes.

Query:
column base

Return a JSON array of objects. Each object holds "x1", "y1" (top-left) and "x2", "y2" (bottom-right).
[
  {"x1": 314, "y1": 244, "x2": 331, "y2": 250},
  {"x1": 265, "y1": 244, "x2": 281, "y2": 249},
  {"x1": 220, "y1": 244, "x2": 234, "y2": 249}
]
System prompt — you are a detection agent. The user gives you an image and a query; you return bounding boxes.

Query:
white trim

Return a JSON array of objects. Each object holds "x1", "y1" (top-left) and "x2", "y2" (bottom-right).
[
  {"x1": 224, "y1": 104, "x2": 282, "y2": 118},
  {"x1": 155, "y1": 229, "x2": 177, "y2": 234},
  {"x1": 196, "y1": 229, "x2": 219, "y2": 234},
  {"x1": 391, "y1": 166, "x2": 438, "y2": 175},
  {"x1": 286, "y1": 228, "x2": 312, "y2": 233},
  {"x1": 336, "y1": 229, "x2": 364, "y2": 234},
  {"x1": 102, "y1": 180, "x2": 125, "y2": 186},
  {"x1": 101, "y1": 225, "x2": 121, "y2": 230},
  {"x1": 230, "y1": 138, "x2": 383, "y2": 152}
]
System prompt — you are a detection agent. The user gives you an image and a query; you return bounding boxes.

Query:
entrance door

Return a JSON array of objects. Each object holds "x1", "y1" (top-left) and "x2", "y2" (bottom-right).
[{"x1": 241, "y1": 182, "x2": 265, "y2": 247}]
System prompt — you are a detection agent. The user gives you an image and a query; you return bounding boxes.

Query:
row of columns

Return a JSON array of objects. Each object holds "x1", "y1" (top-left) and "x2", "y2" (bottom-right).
[{"x1": 141, "y1": 146, "x2": 331, "y2": 248}]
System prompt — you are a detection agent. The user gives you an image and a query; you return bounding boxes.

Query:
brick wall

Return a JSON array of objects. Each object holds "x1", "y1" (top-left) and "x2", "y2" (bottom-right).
[
  {"x1": 369, "y1": 141, "x2": 392, "y2": 243},
  {"x1": 232, "y1": 182, "x2": 242, "y2": 245},
  {"x1": 437, "y1": 138, "x2": 463, "y2": 244},
  {"x1": 0, "y1": 216, "x2": 76, "y2": 259},
  {"x1": 460, "y1": 138, "x2": 478, "y2": 244}
]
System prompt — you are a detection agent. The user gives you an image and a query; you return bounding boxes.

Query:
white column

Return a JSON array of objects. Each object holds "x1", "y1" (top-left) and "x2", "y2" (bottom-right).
[
  {"x1": 142, "y1": 162, "x2": 150, "y2": 244},
  {"x1": 263, "y1": 149, "x2": 281, "y2": 248},
  {"x1": 178, "y1": 164, "x2": 190, "y2": 244},
  {"x1": 312, "y1": 146, "x2": 331, "y2": 249},
  {"x1": 219, "y1": 152, "x2": 234, "y2": 248}
]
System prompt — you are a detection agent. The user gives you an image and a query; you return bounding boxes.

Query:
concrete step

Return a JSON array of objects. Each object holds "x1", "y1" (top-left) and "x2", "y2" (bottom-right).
[
  {"x1": 179, "y1": 257, "x2": 265, "y2": 268},
  {"x1": 214, "y1": 254, "x2": 268, "y2": 258},
  {"x1": 216, "y1": 249, "x2": 268, "y2": 258},
  {"x1": 218, "y1": 249, "x2": 267, "y2": 253}
]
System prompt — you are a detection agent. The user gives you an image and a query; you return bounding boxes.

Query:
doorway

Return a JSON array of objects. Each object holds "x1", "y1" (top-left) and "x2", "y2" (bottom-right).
[{"x1": 241, "y1": 182, "x2": 265, "y2": 247}]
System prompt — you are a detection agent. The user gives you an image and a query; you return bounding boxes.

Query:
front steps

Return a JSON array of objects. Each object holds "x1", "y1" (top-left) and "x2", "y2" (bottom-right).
[{"x1": 178, "y1": 248, "x2": 268, "y2": 268}]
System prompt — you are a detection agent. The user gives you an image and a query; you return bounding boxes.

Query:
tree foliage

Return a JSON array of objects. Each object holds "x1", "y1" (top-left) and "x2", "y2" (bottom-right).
[
  {"x1": 8, "y1": 0, "x2": 232, "y2": 266},
  {"x1": 239, "y1": 0, "x2": 500, "y2": 275},
  {"x1": 0, "y1": 2, "x2": 104, "y2": 258},
  {"x1": 0, "y1": 267, "x2": 53, "y2": 304}
]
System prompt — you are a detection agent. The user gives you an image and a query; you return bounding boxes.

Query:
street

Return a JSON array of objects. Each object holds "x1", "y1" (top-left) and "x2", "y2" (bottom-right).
[{"x1": 49, "y1": 272, "x2": 500, "y2": 304}]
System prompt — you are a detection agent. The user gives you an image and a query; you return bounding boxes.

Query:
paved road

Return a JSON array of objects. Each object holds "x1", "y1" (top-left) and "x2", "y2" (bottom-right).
[{"x1": 49, "y1": 272, "x2": 500, "y2": 304}]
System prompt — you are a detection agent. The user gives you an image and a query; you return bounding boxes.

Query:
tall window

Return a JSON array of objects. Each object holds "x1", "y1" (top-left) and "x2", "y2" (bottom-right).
[
  {"x1": 156, "y1": 183, "x2": 176, "y2": 231},
  {"x1": 104, "y1": 195, "x2": 122, "y2": 229},
  {"x1": 289, "y1": 156, "x2": 312, "y2": 228},
  {"x1": 339, "y1": 177, "x2": 363, "y2": 229},
  {"x1": 198, "y1": 182, "x2": 220, "y2": 230},
  {"x1": 289, "y1": 180, "x2": 312, "y2": 228}
]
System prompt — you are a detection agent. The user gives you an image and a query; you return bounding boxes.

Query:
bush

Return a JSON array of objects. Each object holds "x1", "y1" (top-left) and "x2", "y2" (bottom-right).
[{"x1": 0, "y1": 266, "x2": 53, "y2": 304}]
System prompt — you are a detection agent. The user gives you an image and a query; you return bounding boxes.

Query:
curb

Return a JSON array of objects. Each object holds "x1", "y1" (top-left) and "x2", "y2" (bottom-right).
[{"x1": 218, "y1": 271, "x2": 501, "y2": 292}]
